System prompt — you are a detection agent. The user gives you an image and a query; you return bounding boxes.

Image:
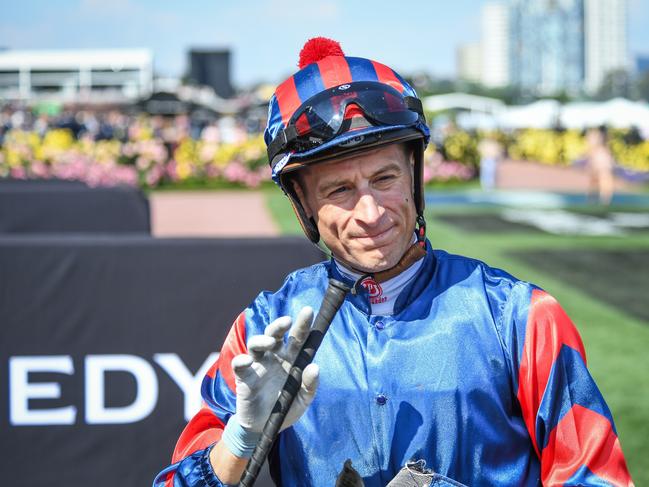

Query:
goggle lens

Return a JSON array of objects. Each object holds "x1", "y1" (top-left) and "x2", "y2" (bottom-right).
[
  {"x1": 268, "y1": 81, "x2": 424, "y2": 163},
  {"x1": 289, "y1": 82, "x2": 420, "y2": 142}
]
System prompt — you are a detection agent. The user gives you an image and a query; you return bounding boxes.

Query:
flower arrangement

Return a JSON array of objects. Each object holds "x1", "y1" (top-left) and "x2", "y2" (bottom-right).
[
  {"x1": 0, "y1": 128, "x2": 270, "y2": 189},
  {"x1": 506, "y1": 128, "x2": 649, "y2": 171},
  {"x1": 442, "y1": 130, "x2": 480, "y2": 168},
  {"x1": 609, "y1": 135, "x2": 649, "y2": 172},
  {"x1": 2, "y1": 125, "x2": 647, "y2": 189},
  {"x1": 507, "y1": 129, "x2": 586, "y2": 165},
  {"x1": 423, "y1": 144, "x2": 476, "y2": 183}
]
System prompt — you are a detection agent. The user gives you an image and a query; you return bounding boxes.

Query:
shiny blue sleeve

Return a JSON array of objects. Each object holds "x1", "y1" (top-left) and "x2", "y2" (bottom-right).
[{"x1": 154, "y1": 446, "x2": 224, "y2": 487}]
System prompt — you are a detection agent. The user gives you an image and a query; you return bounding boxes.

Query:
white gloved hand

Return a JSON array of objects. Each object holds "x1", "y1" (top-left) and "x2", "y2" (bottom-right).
[{"x1": 220, "y1": 307, "x2": 320, "y2": 457}]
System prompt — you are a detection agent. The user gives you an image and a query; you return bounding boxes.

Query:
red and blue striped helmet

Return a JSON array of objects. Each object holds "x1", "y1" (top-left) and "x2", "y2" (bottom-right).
[{"x1": 265, "y1": 38, "x2": 430, "y2": 242}]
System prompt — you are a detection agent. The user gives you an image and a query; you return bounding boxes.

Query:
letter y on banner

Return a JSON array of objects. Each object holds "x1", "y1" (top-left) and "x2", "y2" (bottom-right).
[{"x1": 154, "y1": 353, "x2": 219, "y2": 421}]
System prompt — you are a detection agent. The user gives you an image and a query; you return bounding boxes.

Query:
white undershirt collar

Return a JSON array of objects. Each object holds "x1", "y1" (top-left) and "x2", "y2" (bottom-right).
[{"x1": 334, "y1": 235, "x2": 423, "y2": 316}]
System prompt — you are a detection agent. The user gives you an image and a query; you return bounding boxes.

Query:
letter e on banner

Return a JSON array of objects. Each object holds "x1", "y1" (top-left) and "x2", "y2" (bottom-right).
[{"x1": 9, "y1": 355, "x2": 77, "y2": 426}]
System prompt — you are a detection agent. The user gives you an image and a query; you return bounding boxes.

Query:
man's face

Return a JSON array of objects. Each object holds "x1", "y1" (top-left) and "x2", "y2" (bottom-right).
[{"x1": 294, "y1": 143, "x2": 417, "y2": 274}]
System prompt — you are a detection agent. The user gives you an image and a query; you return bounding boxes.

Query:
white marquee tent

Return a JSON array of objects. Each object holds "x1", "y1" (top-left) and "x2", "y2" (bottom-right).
[
  {"x1": 559, "y1": 98, "x2": 649, "y2": 131},
  {"x1": 432, "y1": 92, "x2": 649, "y2": 134}
]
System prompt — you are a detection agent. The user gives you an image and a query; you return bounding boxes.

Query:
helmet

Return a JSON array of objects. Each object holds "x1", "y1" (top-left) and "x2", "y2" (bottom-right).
[{"x1": 264, "y1": 37, "x2": 430, "y2": 243}]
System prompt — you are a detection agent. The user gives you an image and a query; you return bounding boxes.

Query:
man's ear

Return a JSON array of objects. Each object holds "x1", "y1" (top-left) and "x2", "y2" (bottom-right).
[{"x1": 291, "y1": 176, "x2": 313, "y2": 219}]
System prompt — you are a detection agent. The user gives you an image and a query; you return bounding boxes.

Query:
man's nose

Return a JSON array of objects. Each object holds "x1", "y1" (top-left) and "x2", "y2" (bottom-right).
[{"x1": 353, "y1": 192, "x2": 383, "y2": 226}]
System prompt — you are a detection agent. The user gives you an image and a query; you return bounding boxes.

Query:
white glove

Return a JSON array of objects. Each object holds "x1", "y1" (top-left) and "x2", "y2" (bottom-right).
[{"x1": 220, "y1": 307, "x2": 320, "y2": 457}]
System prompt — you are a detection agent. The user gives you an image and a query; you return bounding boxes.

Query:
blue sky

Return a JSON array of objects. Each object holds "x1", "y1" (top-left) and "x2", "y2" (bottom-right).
[{"x1": 2, "y1": 0, "x2": 648, "y2": 87}]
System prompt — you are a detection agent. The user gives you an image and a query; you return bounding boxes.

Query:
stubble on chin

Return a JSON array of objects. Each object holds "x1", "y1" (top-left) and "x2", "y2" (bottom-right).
[{"x1": 346, "y1": 248, "x2": 398, "y2": 274}]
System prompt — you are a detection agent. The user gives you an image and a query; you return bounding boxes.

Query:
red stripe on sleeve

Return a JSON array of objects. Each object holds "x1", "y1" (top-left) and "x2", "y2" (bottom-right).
[
  {"x1": 212, "y1": 312, "x2": 248, "y2": 391},
  {"x1": 172, "y1": 405, "x2": 226, "y2": 463},
  {"x1": 162, "y1": 470, "x2": 175, "y2": 487},
  {"x1": 275, "y1": 76, "x2": 302, "y2": 126},
  {"x1": 317, "y1": 56, "x2": 352, "y2": 88},
  {"x1": 541, "y1": 404, "x2": 633, "y2": 486},
  {"x1": 370, "y1": 60, "x2": 404, "y2": 93},
  {"x1": 516, "y1": 289, "x2": 586, "y2": 457}
]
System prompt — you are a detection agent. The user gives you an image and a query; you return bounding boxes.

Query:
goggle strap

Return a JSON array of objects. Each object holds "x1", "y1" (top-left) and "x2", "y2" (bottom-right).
[
  {"x1": 268, "y1": 125, "x2": 298, "y2": 166},
  {"x1": 405, "y1": 96, "x2": 423, "y2": 115}
]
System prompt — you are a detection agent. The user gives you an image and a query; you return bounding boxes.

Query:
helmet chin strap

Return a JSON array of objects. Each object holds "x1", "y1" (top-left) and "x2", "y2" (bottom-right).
[{"x1": 350, "y1": 214, "x2": 427, "y2": 294}]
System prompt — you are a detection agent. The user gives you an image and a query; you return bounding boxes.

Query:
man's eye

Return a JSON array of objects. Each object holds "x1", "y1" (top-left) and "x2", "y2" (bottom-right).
[
  {"x1": 328, "y1": 186, "x2": 348, "y2": 197},
  {"x1": 376, "y1": 174, "x2": 396, "y2": 183}
]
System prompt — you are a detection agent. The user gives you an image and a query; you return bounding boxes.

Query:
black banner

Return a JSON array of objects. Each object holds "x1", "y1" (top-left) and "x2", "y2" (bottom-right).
[
  {"x1": 0, "y1": 235, "x2": 322, "y2": 486},
  {"x1": 0, "y1": 179, "x2": 150, "y2": 233}
]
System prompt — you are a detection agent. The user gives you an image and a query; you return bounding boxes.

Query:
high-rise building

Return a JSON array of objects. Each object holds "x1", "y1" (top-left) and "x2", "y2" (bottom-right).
[
  {"x1": 466, "y1": 0, "x2": 629, "y2": 94},
  {"x1": 481, "y1": 2, "x2": 510, "y2": 88},
  {"x1": 584, "y1": 0, "x2": 628, "y2": 93},
  {"x1": 456, "y1": 43, "x2": 482, "y2": 83},
  {"x1": 509, "y1": 0, "x2": 584, "y2": 95}
]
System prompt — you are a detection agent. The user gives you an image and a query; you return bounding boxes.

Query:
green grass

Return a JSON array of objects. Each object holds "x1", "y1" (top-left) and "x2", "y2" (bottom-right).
[
  {"x1": 424, "y1": 179, "x2": 481, "y2": 191},
  {"x1": 149, "y1": 180, "x2": 277, "y2": 193},
  {"x1": 264, "y1": 189, "x2": 649, "y2": 484},
  {"x1": 264, "y1": 187, "x2": 304, "y2": 235}
]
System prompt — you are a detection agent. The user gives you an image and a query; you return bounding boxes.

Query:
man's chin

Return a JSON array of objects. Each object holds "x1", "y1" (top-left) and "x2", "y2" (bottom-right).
[{"x1": 343, "y1": 251, "x2": 399, "y2": 274}]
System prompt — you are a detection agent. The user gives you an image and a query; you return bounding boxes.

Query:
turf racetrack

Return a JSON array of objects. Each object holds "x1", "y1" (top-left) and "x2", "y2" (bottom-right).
[{"x1": 510, "y1": 248, "x2": 649, "y2": 322}]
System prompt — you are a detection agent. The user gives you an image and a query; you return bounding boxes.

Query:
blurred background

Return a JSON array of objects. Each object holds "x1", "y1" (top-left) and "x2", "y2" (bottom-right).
[{"x1": 0, "y1": 1, "x2": 648, "y2": 485}]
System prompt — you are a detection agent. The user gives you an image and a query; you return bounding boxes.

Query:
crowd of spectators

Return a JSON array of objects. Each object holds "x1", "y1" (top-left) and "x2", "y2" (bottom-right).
[{"x1": 0, "y1": 104, "x2": 254, "y2": 148}]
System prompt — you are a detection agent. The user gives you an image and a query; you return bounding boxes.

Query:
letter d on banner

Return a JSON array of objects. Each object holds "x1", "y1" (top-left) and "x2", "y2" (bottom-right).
[{"x1": 85, "y1": 355, "x2": 158, "y2": 424}]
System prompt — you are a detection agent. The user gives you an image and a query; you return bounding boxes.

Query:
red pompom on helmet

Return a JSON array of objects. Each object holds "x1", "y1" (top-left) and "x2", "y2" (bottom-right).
[{"x1": 298, "y1": 37, "x2": 345, "y2": 69}]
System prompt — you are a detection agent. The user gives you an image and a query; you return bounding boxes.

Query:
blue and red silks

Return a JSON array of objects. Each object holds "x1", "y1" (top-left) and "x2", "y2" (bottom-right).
[{"x1": 154, "y1": 242, "x2": 633, "y2": 486}]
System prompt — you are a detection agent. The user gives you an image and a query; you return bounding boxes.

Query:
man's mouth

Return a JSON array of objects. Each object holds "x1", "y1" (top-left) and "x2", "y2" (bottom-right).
[{"x1": 353, "y1": 225, "x2": 396, "y2": 245}]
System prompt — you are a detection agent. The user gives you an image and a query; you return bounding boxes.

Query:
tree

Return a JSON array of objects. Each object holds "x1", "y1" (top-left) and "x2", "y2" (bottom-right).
[
  {"x1": 634, "y1": 70, "x2": 649, "y2": 102},
  {"x1": 596, "y1": 69, "x2": 632, "y2": 100}
]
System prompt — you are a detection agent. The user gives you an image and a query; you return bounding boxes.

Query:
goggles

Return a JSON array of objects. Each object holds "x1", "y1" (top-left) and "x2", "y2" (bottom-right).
[{"x1": 268, "y1": 81, "x2": 424, "y2": 163}]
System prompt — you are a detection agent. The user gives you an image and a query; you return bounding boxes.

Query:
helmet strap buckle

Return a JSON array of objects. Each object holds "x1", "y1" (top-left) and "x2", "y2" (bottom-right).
[{"x1": 416, "y1": 214, "x2": 426, "y2": 248}]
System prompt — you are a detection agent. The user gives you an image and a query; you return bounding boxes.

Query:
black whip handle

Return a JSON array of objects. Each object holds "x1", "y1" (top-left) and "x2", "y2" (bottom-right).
[{"x1": 239, "y1": 278, "x2": 350, "y2": 486}]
